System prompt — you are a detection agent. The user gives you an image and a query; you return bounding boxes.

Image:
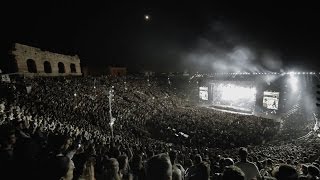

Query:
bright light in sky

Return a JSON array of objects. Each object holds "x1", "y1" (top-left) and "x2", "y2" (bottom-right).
[{"x1": 144, "y1": 15, "x2": 150, "y2": 21}]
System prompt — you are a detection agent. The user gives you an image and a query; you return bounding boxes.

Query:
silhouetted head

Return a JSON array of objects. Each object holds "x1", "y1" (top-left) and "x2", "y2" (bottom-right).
[
  {"x1": 222, "y1": 166, "x2": 245, "y2": 180},
  {"x1": 239, "y1": 147, "x2": 248, "y2": 161},
  {"x1": 146, "y1": 153, "x2": 172, "y2": 180}
]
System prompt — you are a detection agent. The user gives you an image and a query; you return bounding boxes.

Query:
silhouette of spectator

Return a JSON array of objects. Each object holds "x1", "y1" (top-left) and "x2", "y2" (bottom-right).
[
  {"x1": 222, "y1": 165, "x2": 245, "y2": 180},
  {"x1": 146, "y1": 153, "x2": 172, "y2": 180},
  {"x1": 47, "y1": 155, "x2": 75, "y2": 180},
  {"x1": 235, "y1": 147, "x2": 261, "y2": 180},
  {"x1": 274, "y1": 164, "x2": 298, "y2": 180}
]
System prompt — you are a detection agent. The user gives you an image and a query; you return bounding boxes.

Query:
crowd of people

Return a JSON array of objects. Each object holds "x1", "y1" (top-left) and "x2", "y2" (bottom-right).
[{"x1": 0, "y1": 75, "x2": 319, "y2": 180}]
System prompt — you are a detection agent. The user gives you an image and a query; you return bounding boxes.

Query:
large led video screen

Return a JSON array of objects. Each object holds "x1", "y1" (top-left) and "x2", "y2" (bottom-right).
[
  {"x1": 210, "y1": 81, "x2": 256, "y2": 111},
  {"x1": 263, "y1": 91, "x2": 279, "y2": 110},
  {"x1": 199, "y1": 87, "x2": 208, "y2": 100}
]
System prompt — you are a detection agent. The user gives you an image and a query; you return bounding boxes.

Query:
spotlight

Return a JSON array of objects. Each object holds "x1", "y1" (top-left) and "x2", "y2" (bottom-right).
[{"x1": 288, "y1": 76, "x2": 298, "y2": 92}]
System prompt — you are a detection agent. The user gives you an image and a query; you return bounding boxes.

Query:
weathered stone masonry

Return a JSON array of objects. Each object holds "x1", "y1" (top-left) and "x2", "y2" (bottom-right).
[{"x1": 12, "y1": 43, "x2": 82, "y2": 76}]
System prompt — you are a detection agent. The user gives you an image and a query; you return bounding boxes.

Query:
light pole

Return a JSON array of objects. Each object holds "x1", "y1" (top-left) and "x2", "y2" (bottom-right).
[
  {"x1": 147, "y1": 74, "x2": 150, "y2": 86},
  {"x1": 109, "y1": 86, "x2": 115, "y2": 140},
  {"x1": 124, "y1": 81, "x2": 127, "y2": 91}
]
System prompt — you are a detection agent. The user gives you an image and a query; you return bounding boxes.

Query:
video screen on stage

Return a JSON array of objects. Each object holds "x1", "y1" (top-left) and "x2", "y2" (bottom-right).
[
  {"x1": 210, "y1": 81, "x2": 256, "y2": 111},
  {"x1": 263, "y1": 91, "x2": 279, "y2": 110},
  {"x1": 199, "y1": 87, "x2": 208, "y2": 100}
]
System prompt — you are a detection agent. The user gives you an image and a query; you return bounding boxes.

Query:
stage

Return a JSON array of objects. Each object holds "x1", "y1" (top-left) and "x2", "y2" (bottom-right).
[{"x1": 200, "y1": 104, "x2": 254, "y2": 115}]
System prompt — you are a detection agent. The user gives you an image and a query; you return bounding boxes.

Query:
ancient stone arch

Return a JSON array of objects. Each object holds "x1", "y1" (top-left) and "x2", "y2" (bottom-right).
[
  {"x1": 12, "y1": 43, "x2": 82, "y2": 76},
  {"x1": 58, "y1": 62, "x2": 65, "y2": 73},
  {"x1": 27, "y1": 59, "x2": 37, "y2": 73},
  {"x1": 44, "y1": 61, "x2": 52, "y2": 73}
]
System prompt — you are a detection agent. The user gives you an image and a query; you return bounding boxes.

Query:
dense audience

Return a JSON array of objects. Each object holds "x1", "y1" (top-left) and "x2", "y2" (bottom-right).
[{"x1": 0, "y1": 75, "x2": 319, "y2": 180}]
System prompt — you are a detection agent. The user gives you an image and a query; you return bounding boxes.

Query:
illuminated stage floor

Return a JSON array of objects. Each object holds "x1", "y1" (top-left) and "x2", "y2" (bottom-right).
[{"x1": 201, "y1": 104, "x2": 254, "y2": 115}]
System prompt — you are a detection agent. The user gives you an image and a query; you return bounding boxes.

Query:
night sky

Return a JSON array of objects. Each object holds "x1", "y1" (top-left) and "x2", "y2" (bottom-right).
[{"x1": 1, "y1": 1, "x2": 320, "y2": 73}]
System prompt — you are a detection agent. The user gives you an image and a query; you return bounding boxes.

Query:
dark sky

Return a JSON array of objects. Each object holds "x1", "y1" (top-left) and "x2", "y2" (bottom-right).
[{"x1": 1, "y1": 1, "x2": 320, "y2": 73}]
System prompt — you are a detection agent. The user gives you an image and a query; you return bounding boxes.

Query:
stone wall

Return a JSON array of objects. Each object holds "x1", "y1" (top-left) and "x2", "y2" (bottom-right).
[{"x1": 12, "y1": 43, "x2": 82, "y2": 76}]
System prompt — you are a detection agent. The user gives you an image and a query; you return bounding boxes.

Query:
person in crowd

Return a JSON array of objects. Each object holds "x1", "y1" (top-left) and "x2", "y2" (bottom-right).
[
  {"x1": 273, "y1": 164, "x2": 299, "y2": 180},
  {"x1": 146, "y1": 153, "x2": 172, "y2": 180},
  {"x1": 118, "y1": 155, "x2": 133, "y2": 180},
  {"x1": 100, "y1": 158, "x2": 122, "y2": 180},
  {"x1": 224, "y1": 157, "x2": 235, "y2": 167},
  {"x1": 169, "y1": 150, "x2": 185, "y2": 180},
  {"x1": 78, "y1": 158, "x2": 96, "y2": 180},
  {"x1": 0, "y1": 127, "x2": 17, "y2": 178},
  {"x1": 222, "y1": 165, "x2": 246, "y2": 180},
  {"x1": 307, "y1": 165, "x2": 320, "y2": 180},
  {"x1": 299, "y1": 164, "x2": 309, "y2": 178},
  {"x1": 234, "y1": 147, "x2": 262, "y2": 180},
  {"x1": 188, "y1": 161, "x2": 210, "y2": 180},
  {"x1": 130, "y1": 154, "x2": 146, "y2": 180},
  {"x1": 47, "y1": 155, "x2": 75, "y2": 180}
]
